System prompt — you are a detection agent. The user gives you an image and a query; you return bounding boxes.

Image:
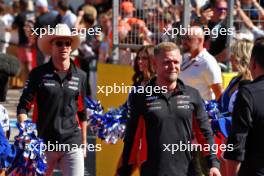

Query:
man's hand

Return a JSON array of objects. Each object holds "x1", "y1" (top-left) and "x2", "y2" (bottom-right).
[{"x1": 209, "y1": 167, "x2": 221, "y2": 176}]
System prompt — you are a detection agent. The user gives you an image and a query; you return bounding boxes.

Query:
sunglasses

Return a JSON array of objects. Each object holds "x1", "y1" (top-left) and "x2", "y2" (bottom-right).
[
  {"x1": 53, "y1": 41, "x2": 72, "y2": 47},
  {"x1": 216, "y1": 7, "x2": 227, "y2": 12}
]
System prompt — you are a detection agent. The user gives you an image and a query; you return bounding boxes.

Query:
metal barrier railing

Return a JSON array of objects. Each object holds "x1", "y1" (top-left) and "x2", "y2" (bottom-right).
[
  {"x1": 112, "y1": 0, "x2": 191, "y2": 63},
  {"x1": 234, "y1": 0, "x2": 264, "y2": 34},
  {"x1": 112, "y1": 0, "x2": 264, "y2": 65}
]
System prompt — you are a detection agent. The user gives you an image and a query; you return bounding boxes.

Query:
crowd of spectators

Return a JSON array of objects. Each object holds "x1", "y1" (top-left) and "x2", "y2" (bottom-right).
[
  {"x1": 0, "y1": 0, "x2": 112, "y2": 97},
  {"x1": 116, "y1": 0, "x2": 264, "y2": 66}
]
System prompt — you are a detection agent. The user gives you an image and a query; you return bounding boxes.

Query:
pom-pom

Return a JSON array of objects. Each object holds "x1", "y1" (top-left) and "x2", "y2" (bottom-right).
[
  {"x1": 204, "y1": 100, "x2": 232, "y2": 138},
  {"x1": 7, "y1": 120, "x2": 47, "y2": 175},
  {"x1": 86, "y1": 97, "x2": 129, "y2": 144}
]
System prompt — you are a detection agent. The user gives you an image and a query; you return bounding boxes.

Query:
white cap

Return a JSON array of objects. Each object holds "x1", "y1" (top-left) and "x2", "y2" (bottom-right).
[{"x1": 35, "y1": 0, "x2": 48, "y2": 8}]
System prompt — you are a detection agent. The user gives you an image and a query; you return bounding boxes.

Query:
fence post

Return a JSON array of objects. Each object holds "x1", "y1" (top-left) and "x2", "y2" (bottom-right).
[
  {"x1": 183, "y1": 0, "x2": 190, "y2": 27},
  {"x1": 112, "y1": 0, "x2": 119, "y2": 64},
  {"x1": 226, "y1": 0, "x2": 235, "y2": 72}
]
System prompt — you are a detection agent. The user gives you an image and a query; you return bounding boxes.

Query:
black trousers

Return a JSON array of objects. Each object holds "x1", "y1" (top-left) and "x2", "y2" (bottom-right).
[
  {"x1": 238, "y1": 158, "x2": 264, "y2": 176},
  {"x1": 0, "y1": 72, "x2": 9, "y2": 102}
]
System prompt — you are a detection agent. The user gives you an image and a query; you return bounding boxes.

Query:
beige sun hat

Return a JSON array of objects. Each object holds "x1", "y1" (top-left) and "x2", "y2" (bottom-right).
[{"x1": 37, "y1": 23, "x2": 80, "y2": 55}]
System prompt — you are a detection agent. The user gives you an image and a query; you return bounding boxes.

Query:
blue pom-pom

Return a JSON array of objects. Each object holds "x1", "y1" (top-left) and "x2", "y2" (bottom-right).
[
  {"x1": 204, "y1": 100, "x2": 232, "y2": 138},
  {"x1": 86, "y1": 97, "x2": 129, "y2": 144},
  {"x1": 7, "y1": 120, "x2": 47, "y2": 175},
  {"x1": 0, "y1": 125, "x2": 16, "y2": 169}
]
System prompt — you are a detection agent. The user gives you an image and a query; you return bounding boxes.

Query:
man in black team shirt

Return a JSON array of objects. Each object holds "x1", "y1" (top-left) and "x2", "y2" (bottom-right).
[
  {"x1": 17, "y1": 24, "x2": 87, "y2": 176},
  {"x1": 224, "y1": 38, "x2": 264, "y2": 176},
  {"x1": 117, "y1": 42, "x2": 221, "y2": 176}
]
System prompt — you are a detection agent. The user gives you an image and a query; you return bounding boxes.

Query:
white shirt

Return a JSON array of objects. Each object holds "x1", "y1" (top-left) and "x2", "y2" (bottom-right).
[
  {"x1": 252, "y1": 26, "x2": 264, "y2": 40},
  {"x1": 0, "y1": 15, "x2": 12, "y2": 53},
  {"x1": 179, "y1": 49, "x2": 222, "y2": 100},
  {"x1": 2, "y1": 14, "x2": 17, "y2": 45},
  {"x1": 61, "y1": 10, "x2": 77, "y2": 29}
]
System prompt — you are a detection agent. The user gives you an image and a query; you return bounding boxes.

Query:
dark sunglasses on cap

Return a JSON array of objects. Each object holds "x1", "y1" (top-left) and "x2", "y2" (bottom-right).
[{"x1": 53, "y1": 41, "x2": 72, "y2": 47}]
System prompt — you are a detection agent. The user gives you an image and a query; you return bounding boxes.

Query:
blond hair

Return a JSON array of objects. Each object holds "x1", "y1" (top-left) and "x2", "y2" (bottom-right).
[
  {"x1": 154, "y1": 42, "x2": 179, "y2": 57},
  {"x1": 231, "y1": 39, "x2": 253, "y2": 80}
]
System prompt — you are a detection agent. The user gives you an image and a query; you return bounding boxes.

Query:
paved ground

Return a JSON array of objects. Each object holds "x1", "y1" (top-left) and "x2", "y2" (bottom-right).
[
  {"x1": 1, "y1": 89, "x2": 22, "y2": 140},
  {"x1": 2, "y1": 89, "x2": 21, "y2": 119}
]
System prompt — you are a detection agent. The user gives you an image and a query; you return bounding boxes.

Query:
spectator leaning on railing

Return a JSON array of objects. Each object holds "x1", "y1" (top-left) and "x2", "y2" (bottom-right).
[
  {"x1": 236, "y1": 0, "x2": 264, "y2": 39},
  {"x1": 200, "y1": 0, "x2": 229, "y2": 63}
]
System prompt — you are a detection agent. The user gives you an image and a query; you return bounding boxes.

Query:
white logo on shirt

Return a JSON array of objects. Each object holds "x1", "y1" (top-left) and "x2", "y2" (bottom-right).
[{"x1": 44, "y1": 83, "x2": 56, "y2": 87}]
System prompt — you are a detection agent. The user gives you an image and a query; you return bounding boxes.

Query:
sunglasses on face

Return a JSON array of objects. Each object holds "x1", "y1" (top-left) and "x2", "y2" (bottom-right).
[
  {"x1": 53, "y1": 41, "x2": 72, "y2": 47},
  {"x1": 216, "y1": 7, "x2": 227, "y2": 12}
]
